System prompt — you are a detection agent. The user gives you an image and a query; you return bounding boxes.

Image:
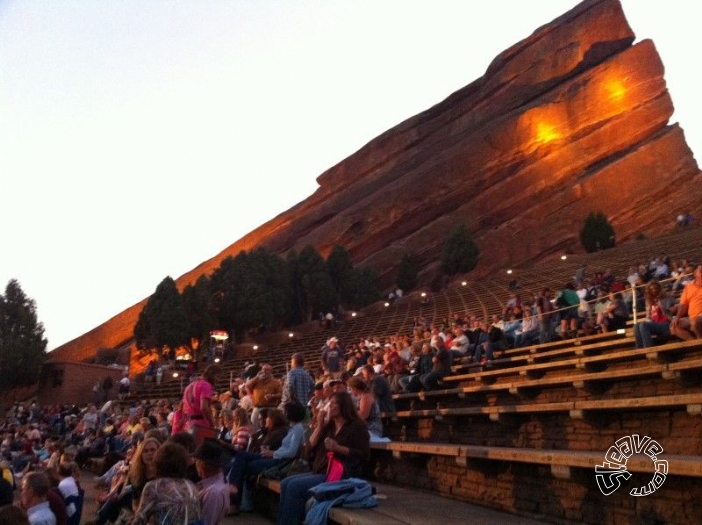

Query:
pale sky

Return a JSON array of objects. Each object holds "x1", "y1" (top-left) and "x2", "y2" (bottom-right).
[{"x1": 1, "y1": 1, "x2": 699, "y2": 351}]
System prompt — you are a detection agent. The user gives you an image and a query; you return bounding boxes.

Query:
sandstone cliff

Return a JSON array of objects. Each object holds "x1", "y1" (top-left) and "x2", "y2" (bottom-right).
[{"x1": 49, "y1": 0, "x2": 701, "y2": 365}]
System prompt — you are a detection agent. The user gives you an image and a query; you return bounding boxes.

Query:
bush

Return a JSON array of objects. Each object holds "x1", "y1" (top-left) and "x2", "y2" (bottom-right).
[
  {"x1": 441, "y1": 225, "x2": 480, "y2": 276},
  {"x1": 580, "y1": 212, "x2": 616, "y2": 253},
  {"x1": 396, "y1": 252, "x2": 420, "y2": 292}
]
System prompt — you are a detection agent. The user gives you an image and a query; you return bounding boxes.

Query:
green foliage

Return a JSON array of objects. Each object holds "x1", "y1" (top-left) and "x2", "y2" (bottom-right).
[
  {"x1": 182, "y1": 274, "x2": 216, "y2": 352},
  {"x1": 210, "y1": 249, "x2": 292, "y2": 341},
  {"x1": 326, "y1": 245, "x2": 354, "y2": 304},
  {"x1": 580, "y1": 212, "x2": 616, "y2": 253},
  {"x1": 134, "y1": 276, "x2": 188, "y2": 353},
  {"x1": 137, "y1": 243, "x2": 381, "y2": 344},
  {"x1": 237, "y1": 248, "x2": 291, "y2": 336},
  {"x1": 441, "y1": 225, "x2": 480, "y2": 276},
  {"x1": 345, "y1": 266, "x2": 380, "y2": 310},
  {"x1": 288, "y1": 246, "x2": 336, "y2": 323},
  {"x1": 0, "y1": 279, "x2": 48, "y2": 394},
  {"x1": 396, "y1": 252, "x2": 420, "y2": 292}
]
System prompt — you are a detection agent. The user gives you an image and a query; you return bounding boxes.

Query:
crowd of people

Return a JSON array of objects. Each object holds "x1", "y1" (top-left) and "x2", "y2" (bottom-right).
[
  {"x1": 0, "y1": 352, "x2": 376, "y2": 525},
  {"x1": 2, "y1": 253, "x2": 700, "y2": 524}
]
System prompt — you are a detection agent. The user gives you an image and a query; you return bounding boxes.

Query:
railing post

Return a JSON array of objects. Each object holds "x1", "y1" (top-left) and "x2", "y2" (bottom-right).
[{"x1": 632, "y1": 284, "x2": 637, "y2": 324}]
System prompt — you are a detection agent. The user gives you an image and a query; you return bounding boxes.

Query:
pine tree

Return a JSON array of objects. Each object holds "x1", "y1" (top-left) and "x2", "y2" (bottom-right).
[
  {"x1": 134, "y1": 276, "x2": 188, "y2": 354},
  {"x1": 580, "y1": 212, "x2": 616, "y2": 253},
  {"x1": 396, "y1": 252, "x2": 420, "y2": 292},
  {"x1": 0, "y1": 279, "x2": 48, "y2": 394},
  {"x1": 441, "y1": 225, "x2": 480, "y2": 276}
]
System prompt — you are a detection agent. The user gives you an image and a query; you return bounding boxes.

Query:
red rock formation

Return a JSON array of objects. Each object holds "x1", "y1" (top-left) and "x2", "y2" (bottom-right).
[{"x1": 49, "y1": 0, "x2": 701, "y2": 366}]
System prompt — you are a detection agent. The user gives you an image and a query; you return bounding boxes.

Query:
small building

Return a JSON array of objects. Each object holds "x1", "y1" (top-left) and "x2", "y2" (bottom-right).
[{"x1": 38, "y1": 361, "x2": 126, "y2": 406}]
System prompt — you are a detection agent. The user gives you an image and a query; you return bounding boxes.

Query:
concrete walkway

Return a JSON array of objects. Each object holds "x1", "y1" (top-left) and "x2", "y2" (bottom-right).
[{"x1": 80, "y1": 470, "x2": 543, "y2": 524}]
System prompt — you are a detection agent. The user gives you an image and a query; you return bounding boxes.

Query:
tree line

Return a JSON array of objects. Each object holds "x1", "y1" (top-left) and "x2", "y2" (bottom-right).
[
  {"x1": 0, "y1": 213, "x2": 617, "y2": 392},
  {"x1": 134, "y1": 227, "x2": 482, "y2": 358},
  {"x1": 133, "y1": 244, "x2": 381, "y2": 358}
]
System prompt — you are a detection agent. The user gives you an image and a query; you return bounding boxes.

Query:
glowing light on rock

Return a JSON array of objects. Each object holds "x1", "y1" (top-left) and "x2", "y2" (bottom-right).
[
  {"x1": 606, "y1": 79, "x2": 626, "y2": 101},
  {"x1": 536, "y1": 121, "x2": 560, "y2": 144}
]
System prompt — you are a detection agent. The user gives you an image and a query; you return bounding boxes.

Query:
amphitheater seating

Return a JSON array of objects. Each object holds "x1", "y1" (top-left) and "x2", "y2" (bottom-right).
[
  {"x1": 123, "y1": 227, "x2": 702, "y2": 524},
  {"x1": 369, "y1": 442, "x2": 702, "y2": 478}
]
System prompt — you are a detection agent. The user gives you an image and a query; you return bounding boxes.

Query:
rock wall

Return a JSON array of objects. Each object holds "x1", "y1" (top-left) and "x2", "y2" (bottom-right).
[{"x1": 49, "y1": 0, "x2": 701, "y2": 365}]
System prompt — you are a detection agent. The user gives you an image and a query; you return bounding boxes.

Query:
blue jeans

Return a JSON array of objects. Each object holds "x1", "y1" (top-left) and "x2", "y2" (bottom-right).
[
  {"x1": 634, "y1": 321, "x2": 670, "y2": 348},
  {"x1": 277, "y1": 473, "x2": 327, "y2": 525},
  {"x1": 240, "y1": 457, "x2": 289, "y2": 511},
  {"x1": 473, "y1": 341, "x2": 495, "y2": 362},
  {"x1": 227, "y1": 451, "x2": 262, "y2": 504},
  {"x1": 514, "y1": 330, "x2": 539, "y2": 348},
  {"x1": 539, "y1": 320, "x2": 553, "y2": 344},
  {"x1": 420, "y1": 371, "x2": 446, "y2": 391}
]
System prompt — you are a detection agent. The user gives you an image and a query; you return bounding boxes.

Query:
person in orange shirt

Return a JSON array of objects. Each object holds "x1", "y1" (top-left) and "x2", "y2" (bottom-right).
[
  {"x1": 671, "y1": 264, "x2": 702, "y2": 340},
  {"x1": 245, "y1": 364, "x2": 282, "y2": 431}
]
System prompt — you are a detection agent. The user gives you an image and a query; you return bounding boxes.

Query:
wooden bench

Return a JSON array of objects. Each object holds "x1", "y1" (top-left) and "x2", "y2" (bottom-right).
[
  {"x1": 450, "y1": 330, "x2": 630, "y2": 373},
  {"x1": 390, "y1": 351, "x2": 702, "y2": 408},
  {"x1": 370, "y1": 441, "x2": 702, "y2": 479},
  {"x1": 384, "y1": 392, "x2": 702, "y2": 423},
  {"x1": 444, "y1": 339, "x2": 702, "y2": 384},
  {"x1": 451, "y1": 333, "x2": 634, "y2": 378},
  {"x1": 256, "y1": 474, "x2": 537, "y2": 524}
]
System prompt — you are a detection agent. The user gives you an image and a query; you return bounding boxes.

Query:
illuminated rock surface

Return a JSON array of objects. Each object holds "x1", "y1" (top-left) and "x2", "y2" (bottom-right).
[{"x1": 49, "y1": 0, "x2": 701, "y2": 364}]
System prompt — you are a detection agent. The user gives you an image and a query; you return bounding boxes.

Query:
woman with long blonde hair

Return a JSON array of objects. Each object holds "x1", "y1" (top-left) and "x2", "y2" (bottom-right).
[{"x1": 230, "y1": 408, "x2": 253, "y2": 453}]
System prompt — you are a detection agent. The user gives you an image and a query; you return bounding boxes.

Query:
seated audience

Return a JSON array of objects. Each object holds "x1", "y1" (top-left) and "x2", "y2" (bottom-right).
[
  {"x1": 513, "y1": 308, "x2": 539, "y2": 348},
  {"x1": 671, "y1": 264, "x2": 702, "y2": 340},
  {"x1": 21, "y1": 471, "x2": 56, "y2": 525},
  {"x1": 602, "y1": 291, "x2": 629, "y2": 332},
  {"x1": 420, "y1": 339, "x2": 452, "y2": 391},
  {"x1": 277, "y1": 392, "x2": 370, "y2": 525},
  {"x1": 132, "y1": 442, "x2": 201, "y2": 525},
  {"x1": 635, "y1": 281, "x2": 674, "y2": 348},
  {"x1": 194, "y1": 439, "x2": 230, "y2": 525},
  {"x1": 347, "y1": 376, "x2": 383, "y2": 438}
]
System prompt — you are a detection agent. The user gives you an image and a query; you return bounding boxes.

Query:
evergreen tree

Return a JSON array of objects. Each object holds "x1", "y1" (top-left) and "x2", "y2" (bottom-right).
[
  {"x1": 134, "y1": 276, "x2": 188, "y2": 354},
  {"x1": 289, "y1": 246, "x2": 335, "y2": 322},
  {"x1": 236, "y1": 248, "x2": 291, "y2": 338},
  {"x1": 441, "y1": 225, "x2": 480, "y2": 276},
  {"x1": 0, "y1": 279, "x2": 48, "y2": 395},
  {"x1": 210, "y1": 249, "x2": 292, "y2": 341},
  {"x1": 210, "y1": 254, "x2": 242, "y2": 340},
  {"x1": 182, "y1": 274, "x2": 216, "y2": 355},
  {"x1": 346, "y1": 266, "x2": 380, "y2": 310},
  {"x1": 580, "y1": 211, "x2": 616, "y2": 252},
  {"x1": 396, "y1": 252, "x2": 420, "y2": 292},
  {"x1": 326, "y1": 245, "x2": 354, "y2": 305}
]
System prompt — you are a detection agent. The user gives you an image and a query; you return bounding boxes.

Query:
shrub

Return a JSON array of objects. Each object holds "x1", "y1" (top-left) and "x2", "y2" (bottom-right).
[
  {"x1": 580, "y1": 212, "x2": 616, "y2": 253},
  {"x1": 441, "y1": 225, "x2": 480, "y2": 276}
]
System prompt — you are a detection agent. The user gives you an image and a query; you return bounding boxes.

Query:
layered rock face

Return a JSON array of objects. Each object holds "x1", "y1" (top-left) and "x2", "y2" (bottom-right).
[{"x1": 49, "y1": 0, "x2": 701, "y2": 364}]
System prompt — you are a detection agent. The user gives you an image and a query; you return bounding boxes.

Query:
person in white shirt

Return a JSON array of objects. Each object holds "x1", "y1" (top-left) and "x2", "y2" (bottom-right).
[{"x1": 57, "y1": 463, "x2": 80, "y2": 520}]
